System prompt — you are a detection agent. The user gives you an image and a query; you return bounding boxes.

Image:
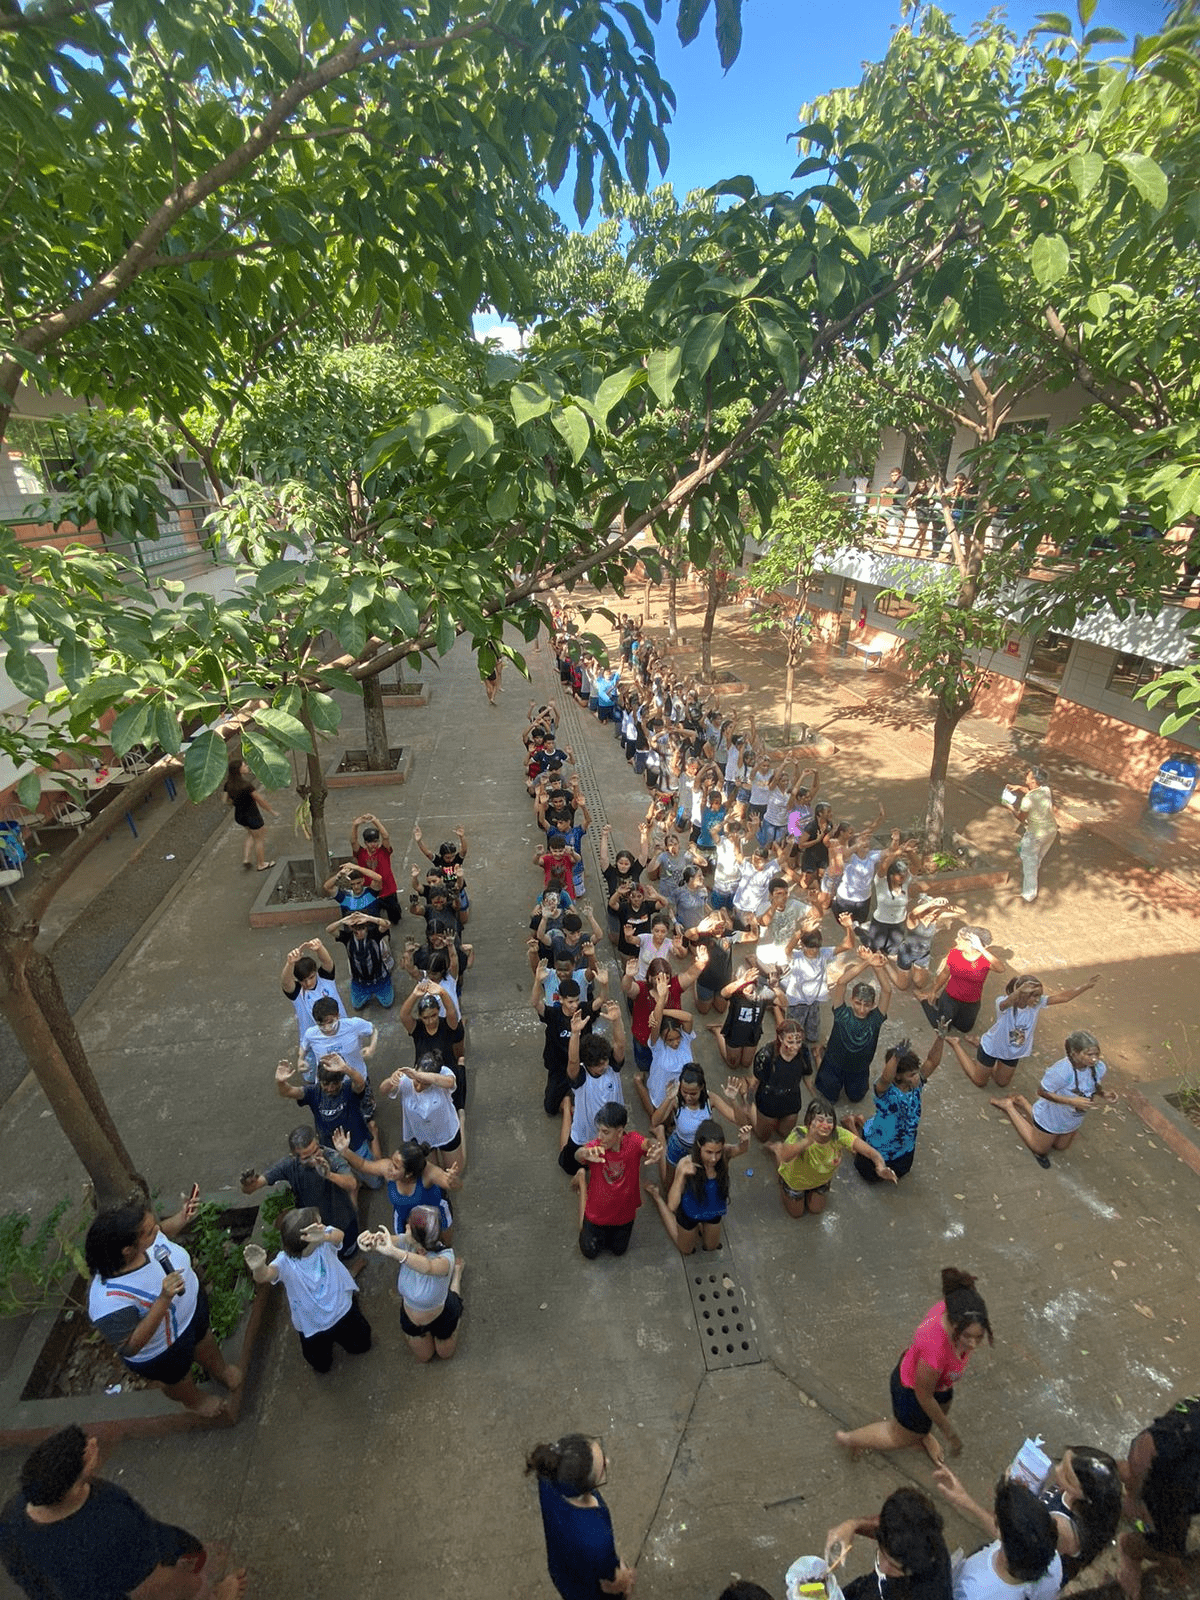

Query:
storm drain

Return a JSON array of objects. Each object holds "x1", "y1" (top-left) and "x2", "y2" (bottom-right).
[{"x1": 686, "y1": 1258, "x2": 761, "y2": 1370}]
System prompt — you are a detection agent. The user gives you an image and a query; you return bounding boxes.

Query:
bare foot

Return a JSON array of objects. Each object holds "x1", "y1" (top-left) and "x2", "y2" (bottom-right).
[
  {"x1": 989, "y1": 1096, "x2": 1013, "y2": 1109},
  {"x1": 705, "y1": 1021, "x2": 723, "y2": 1035},
  {"x1": 921, "y1": 1433, "x2": 945, "y2": 1466},
  {"x1": 187, "y1": 1394, "x2": 226, "y2": 1419},
  {"x1": 213, "y1": 1570, "x2": 249, "y2": 1600},
  {"x1": 221, "y1": 1364, "x2": 244, "y2": 1392},
  {"x1": 834, "y1": 1430, "x2": 863, "y2": 1462}
]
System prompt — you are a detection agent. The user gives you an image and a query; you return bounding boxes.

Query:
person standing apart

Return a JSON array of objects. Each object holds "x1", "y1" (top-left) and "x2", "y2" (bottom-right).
[
  {"x1": 1005, "y1": 766, "x2": 1060, "y2": 903},
  {"x1": 527, "y1": 1434, "x2": 636, "y2": 1598},
  {"x1": 221, "y1": 757, "x2": 277, "y2": 871}
]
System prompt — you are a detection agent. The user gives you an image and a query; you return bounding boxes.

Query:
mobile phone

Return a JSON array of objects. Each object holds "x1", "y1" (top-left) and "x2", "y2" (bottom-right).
[{"x1": 187, "y1": 1182, "x2": 200, "y2": 1205}]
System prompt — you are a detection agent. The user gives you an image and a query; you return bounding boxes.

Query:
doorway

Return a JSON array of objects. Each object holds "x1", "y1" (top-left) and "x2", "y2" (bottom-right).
[{"x1": 1015, "y1": 631, "x2": 1073, "y2": 741}]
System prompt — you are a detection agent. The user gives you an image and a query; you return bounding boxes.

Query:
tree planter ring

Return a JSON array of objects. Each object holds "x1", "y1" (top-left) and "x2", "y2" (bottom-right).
[
  {"x1": 323, "y1": 747, "x2": 413, "y2": 789},
  {"x1": 378, "y1": 681, "x2": 430, "y2": 708},
  {"x1": 250, "y1": 857, "x2": 351, "y2": 928}
]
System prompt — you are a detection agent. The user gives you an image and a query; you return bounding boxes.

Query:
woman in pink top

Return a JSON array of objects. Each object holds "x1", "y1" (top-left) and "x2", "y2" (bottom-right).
[{"x1": 836, "y1": 1267, "x2": 992, "y2": 1464}]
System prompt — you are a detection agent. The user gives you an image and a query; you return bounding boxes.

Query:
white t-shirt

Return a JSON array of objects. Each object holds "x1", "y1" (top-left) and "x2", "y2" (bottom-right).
[
  {"x1": 764, "y1": 785, "x2": 791, "y2": 826},
  {"x1": 301, "y1": 1015, "x2": 374, "y2": 1080},
  {"x1": 88, "y1": 1230, "x2": 200, "y2": 1363},
  {"x1": 980, "y1": 993, "x2": 1049, "y2": 1061},
  {"x1": 839, "y1": 849, "x2": 883, "y2": 902},
  {"x1": 954, "y1": 1543, "x2": 1062, "y2": 1600},
  {"x1": 272, "y1": 1243, "x2": 356, "y2": 1337},
  {"x1": 713, "y1": 837, "x2": 742, "y2": 891},
  {"x1": 872, "y1": 875, "x2": 910, "y2": 925},
  {"x1": 288, "y1": 973, "x2": 343, "y2": 1041},
  {"x1": 391, "y1": 1068, "x2": 460, "y2": 1146},
  {"x1": 748, "y1": 766, "x2": 773, "y2": 806},
  {"x1": 569, "y1": 1066, "x2": 625, "y2": 1144},
  {"x1": 1034, "y1": 1056, "x2": 1106, "y2": 1135},
  {"x1": 724, "y1": 748, "x2": 742, "y2": 783},
  {"x1": 647, "y1": 1033, "x2": 695, "y2": 1107},
  {"x1": 733, "y1": 862, "x2": 774, "y2": 916},
  {"x1": 785, "y1": 947, "x2": 835, "y2": 1005}
]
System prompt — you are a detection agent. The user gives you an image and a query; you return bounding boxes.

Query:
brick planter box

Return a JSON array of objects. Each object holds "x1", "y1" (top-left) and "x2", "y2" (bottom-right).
[
  {"x1": 378, "y1": 680, "x2": 430, "y2": 708},
  {"x1": 249, "y1": 856, "x2": 349, "y2": 928},
  {"x1": 0, "y1": 1190, "x2": 274, "y2": 1447},
  {"x1": 1124, "y1": 1080, "x2": 1200, "y2": 1181},
  {"x1": 912, "y1": 868, "x2": 1011, "y2": 896},
  {"x1": 323, "y1": 746, "x2": 413, "y2": 789}
]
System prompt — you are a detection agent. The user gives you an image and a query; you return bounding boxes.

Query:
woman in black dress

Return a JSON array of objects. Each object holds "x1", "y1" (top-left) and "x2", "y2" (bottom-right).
[{"x1": 222, "y1": 758, "x2": 278, "y2": 870}]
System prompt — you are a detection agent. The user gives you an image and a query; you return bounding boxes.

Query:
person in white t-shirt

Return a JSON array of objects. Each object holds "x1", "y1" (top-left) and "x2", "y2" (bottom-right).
[
  {"x1": 243, "y1": 1207, "x2": 370, "y2": 1373},
  {"x1": 944, "y1": 972, "x2": 1100, "y2": 1089},
  {"x1": 934, "y1": 1469, "x2": 1063, "y2": 1600},
  {"x1": 783, "y1": 916, "x2": 857, "y2": 1066},
  {"x1": 989, "y1": 1029, "x2": 1117, "y2": 1169}
]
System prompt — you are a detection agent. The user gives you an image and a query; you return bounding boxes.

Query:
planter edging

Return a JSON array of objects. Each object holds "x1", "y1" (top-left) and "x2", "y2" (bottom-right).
[
  {"x1": 323, "y1": 746, "x2": 413, "y2": 789},
  {"x1": 912, "y1": 868, "x2": 1010, "y2": 895},
  {"x1": 1124, "y1": 1082, "x2": 1200, "y2": 1181},
  {"x1": 250, "y1": 856, "x2": 348, "y2": 929},
  {"x1": 0, "y1": 1189, "x2": 274, "y2": 1447},
  {"x1": 379, "y1": 681, "x2": 430, "y2": 708}
]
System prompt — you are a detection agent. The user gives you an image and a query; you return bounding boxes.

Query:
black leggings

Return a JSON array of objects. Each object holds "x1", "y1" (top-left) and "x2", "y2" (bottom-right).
[{"x1": 298, "y1": 1299, "x2": 372, "y2": 1373}]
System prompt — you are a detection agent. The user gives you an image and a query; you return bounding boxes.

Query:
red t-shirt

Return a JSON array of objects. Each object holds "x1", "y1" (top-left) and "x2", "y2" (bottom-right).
[
  {"x1": 899, "y1": 1300, "x2": 971, "y2": 1391},
  {"x1": 945, "y1": 947, "x2": 989, "y2": 1004},
  {"x1": 583, "y1": 1131, "x2": 648, "y2": 1227},
  {"x1": 630, "y1": 976, "x2": 682, "y2": 1045},
  {"x1": 541, "y1": 851, "x2": 577, "y2": 899},
  {"x1": 355, "y1": 842, "x2": 396, "y2": 897}
]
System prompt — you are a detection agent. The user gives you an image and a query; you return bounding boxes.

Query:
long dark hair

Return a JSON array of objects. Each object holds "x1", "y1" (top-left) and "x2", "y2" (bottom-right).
[
  {"x1": 941, "y1": 1266, "x2": 993, "y2": 1344},
  {"x1": 1061, "y1": 1447, "x2": 1122, "y2": 1579},
  {"x1": 683, "y1": 1118, "x2": 730, "y2": 1208},
  {"x1": 222, "y1": 756, "x2": 254, "y2": 798},
  {"x1": 85, "y1": 1202, "x2": 149, "y2": 1279},
  {"x1": 876, "y1": 1487, "x2": 952, "y2": 1600}
]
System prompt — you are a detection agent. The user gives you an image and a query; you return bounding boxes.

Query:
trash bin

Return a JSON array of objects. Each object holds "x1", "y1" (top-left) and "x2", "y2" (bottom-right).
[{"x1": 1148, "y1": 756, "x2": 1199, "y2": 815}]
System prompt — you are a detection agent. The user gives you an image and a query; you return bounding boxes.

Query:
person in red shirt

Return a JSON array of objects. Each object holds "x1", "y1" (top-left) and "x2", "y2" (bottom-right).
[
  {"x1": 836, "y1": 1266, "x2": 993, "y2": 1464},
  {"x1": 535, "y1": 833, "x2": 582, "y2": 901},
  {"x1": 574, "y1": 1103, "x2": 663, "y2": 1259},
  {"x1": 351, "y1": 813, "x2": 400, "y2": 923},
  {"x1": 921, "y1": 927, "x2": 1006, "y2": 1037}
]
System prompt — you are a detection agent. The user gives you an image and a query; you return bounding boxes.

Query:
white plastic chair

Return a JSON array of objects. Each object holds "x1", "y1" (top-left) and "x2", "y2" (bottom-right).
[
  {"x1": 0, "y1": 856, "x2": 22, "y2": 904},
  {"x1": 122, "y1": 748, "x2": 151, "y2": 775},
  {"x1": 0, "y1": 804, "x2": 41, "y2": 846},
  {"x1": 51, "y1": 800, "x2": 90, "y2": 834}
]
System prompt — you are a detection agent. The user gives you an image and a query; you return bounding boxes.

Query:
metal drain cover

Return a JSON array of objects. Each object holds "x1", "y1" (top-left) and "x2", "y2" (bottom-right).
[{"x1": 686, "y1": 1258, "x2": 760, "y2": 1370}]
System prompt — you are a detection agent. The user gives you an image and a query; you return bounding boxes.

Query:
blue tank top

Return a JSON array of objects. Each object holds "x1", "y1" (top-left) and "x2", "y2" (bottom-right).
[
  {"x1": 387, "y1": 1174, "x2": 450, "y2": 1234},
  {"x1": 679, "y1": 1175, "x2": 726, "y2": 1224}
]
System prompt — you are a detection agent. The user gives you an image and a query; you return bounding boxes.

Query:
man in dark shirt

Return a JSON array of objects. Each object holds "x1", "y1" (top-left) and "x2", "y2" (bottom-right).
[
  {"x1": 0, "y1": 1424, "x2": 246, "y2": 1600},
  {"x1": 241, "y1": 1125, "x2": 362, "y2": 1270}
]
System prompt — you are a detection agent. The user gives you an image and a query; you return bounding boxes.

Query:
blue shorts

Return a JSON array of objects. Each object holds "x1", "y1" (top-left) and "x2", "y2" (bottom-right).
[
  {"x1": 889, "y1": 1361, "x2": 952, "y2": 1435},
  {"x1": 711, "y1": 889, "x2": 735, "y2": 911},
  {"x1": 632, "y1": 1037, "x2": 653, "y2": 1073},
  {"x1": 353, "y1": 1142, "x2": 385, "y2": 1188},
  {"x1": 350, "y1": 974, "x2": 395, "y2": 1009}
]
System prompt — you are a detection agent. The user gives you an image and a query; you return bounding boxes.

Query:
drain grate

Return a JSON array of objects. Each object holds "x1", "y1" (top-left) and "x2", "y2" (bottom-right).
[{"x1": 686, "y1": 1258, "x2": 761, "y2": 1370}]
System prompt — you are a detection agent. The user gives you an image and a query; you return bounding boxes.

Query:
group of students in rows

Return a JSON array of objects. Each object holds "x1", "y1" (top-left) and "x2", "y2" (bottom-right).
[
  {"x1": 75, "y1": 806, "x2": 483, "y2": 1426},
  {"x1": 528, "y1": 1262, "x2": 1199, "y2": 1600},
  {"x1": 531, "y1": 611, "x2": 1115, "y2": 1266}
]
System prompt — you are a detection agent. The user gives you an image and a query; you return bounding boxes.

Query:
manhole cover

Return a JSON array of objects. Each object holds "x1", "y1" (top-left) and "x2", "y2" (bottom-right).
[{"x1": 686, "y1": 1258, "x2": 760, "y2": 1370}]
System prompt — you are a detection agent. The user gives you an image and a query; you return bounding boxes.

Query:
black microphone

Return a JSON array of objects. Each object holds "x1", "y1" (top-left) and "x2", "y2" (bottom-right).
[{"x1": 154, "y1": 1243, "x2": 184, "y2": 1295}]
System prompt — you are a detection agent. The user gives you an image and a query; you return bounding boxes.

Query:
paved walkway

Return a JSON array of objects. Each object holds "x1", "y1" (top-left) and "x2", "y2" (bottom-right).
[{"x1": 0, "y1": 628, "x2": 1197, "y2": 1600}]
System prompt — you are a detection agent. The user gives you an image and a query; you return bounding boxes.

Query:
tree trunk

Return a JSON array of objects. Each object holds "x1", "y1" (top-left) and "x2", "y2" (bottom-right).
[
  {"x1": 302, "y1": 707, "x2": 332, "y2": 883},
  {"x1": 923, "y1": 696, "x2": 968, "y2": 853},
  {"x1": 700, "y1": 572, "x2": 722, "y2": 680},
  {"x1": 783, "y1": 647, "x2": 796, "y2": 745},
  {"x1": 0, "y1": 937, "x2": 137, "y2": 1208},
  {"x1": 666, "y1": 574, "x2": 678, "y2": 643},
  {"x1": 361, "y1": 671, "x2": 390, "y2": 771}
]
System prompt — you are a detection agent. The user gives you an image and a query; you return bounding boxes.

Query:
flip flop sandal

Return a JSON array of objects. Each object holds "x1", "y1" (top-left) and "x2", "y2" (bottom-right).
[{"x1": 257, "y1": 861, "x2": 276, "y2": 872}]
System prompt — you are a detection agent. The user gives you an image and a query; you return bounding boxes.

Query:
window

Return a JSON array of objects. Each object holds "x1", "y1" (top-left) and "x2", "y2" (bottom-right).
[
  {"x1": 875, "y1": 590, "x2": 916, "y2": 621},
  {"x1": 3, "y1": 417, "x2": 79, "y2": 493},
  {"x1": 1106, "y1": 651, "x2": 1168, "y2": 699},
  {"x1": 997, "y1": 416, "x2": 1049, "y2": 442}
]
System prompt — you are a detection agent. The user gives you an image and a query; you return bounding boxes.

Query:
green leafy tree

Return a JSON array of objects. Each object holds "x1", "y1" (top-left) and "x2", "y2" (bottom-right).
[{"x1": 745, "y1": 468, "x2": 862, "y2": 742}]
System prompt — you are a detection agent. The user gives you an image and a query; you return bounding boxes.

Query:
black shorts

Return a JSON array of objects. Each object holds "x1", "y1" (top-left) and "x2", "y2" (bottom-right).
[
  {"x1": 124, "y1": 1288, "x2": 211, "y2": 1385},
  {"x1": 400, "y1": 1289, "x2": 463, "y2": 1341},
  {"x1": 855, "y1": 1149, "x2": 915, "y2": 1182},
  {"x1": 976, "y1": 1042, "x2": 1018, "y2": 1071},
  {"x1": 722, "y1": 1014, "x2": 763, "y2": 1050},
  {"x1": 889, "y1": 1360, "x2": 953, "y2": 1435}
]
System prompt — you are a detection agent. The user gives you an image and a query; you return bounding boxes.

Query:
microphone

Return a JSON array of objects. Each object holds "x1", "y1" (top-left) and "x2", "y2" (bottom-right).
[{"x1": 154, "y1": 1244, "x2": 184, "y2": 1295}]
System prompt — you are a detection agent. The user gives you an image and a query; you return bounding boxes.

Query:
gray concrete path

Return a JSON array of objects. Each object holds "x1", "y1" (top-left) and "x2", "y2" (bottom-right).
[{"x1": 0, "y1": 634, "x2": 1197, "y2": 1600}]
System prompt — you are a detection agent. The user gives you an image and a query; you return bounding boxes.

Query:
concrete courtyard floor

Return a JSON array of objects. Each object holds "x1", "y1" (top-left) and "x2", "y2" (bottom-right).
[{"x1": 0, "y1": 606, "x2": 1198, "y2": 1600}]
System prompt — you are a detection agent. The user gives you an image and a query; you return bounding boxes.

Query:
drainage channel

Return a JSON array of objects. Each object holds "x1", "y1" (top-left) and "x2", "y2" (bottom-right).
[{"x1": 685, "y1": 1253, "x2": 762, "y2": 1371}]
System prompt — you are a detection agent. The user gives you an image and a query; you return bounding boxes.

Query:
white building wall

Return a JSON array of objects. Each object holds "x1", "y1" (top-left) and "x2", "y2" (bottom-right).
[{"x1": 1060, "y1": 640, "x2": 1200, "y2": 754}]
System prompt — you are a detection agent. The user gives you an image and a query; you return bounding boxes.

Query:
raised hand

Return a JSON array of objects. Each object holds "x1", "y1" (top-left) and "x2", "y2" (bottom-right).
[
  {"x1": 412, "y1": 825, "x2": 423, "y2": 842},
  {"x1": 274, "y1": 1058, "x2": 296, "y2": 1083},
  {"x1": 570, "y1": 1010, "x2": 586, "y2": 1035},
  {"x1": 242, "y1": 1243, "x2": 267, "y2": 1272},
  {"x1": 577, "y1": 1144, "x2": 606, "y2": 1165},
  {"x1": 724, "y1": 1077, "x2": 747, "y2": 1100},
  {"x1": 738, "y1": 1125, "x2": 753, "y2": 1143},
  {"x1": 299, "y1": 1221, "x2": 328, "y2": 1245},
  {"x1": 331, "y1": 1128, "x2": 351, "y2": 1154}
]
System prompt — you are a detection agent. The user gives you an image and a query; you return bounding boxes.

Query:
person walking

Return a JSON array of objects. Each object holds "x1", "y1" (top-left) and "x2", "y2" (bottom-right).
[
  {"x1": 1005, "y1": 766, "x2": 1059, "y2": 903},
  {"x1": 526, "y1": 1434, "x2": 636, "y2": 1597},
  {"x1": 221, "y1": 757, "x2": 277, "y2": 871}
]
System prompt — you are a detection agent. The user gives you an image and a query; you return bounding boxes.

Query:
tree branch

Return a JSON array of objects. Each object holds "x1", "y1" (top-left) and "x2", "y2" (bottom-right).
[
  {"x1": 1041, "y1": 303, "x2": 1149, "y2": 429},
  {"x1": 0, "y1": 0, "x2": 105, "y2": 32}
]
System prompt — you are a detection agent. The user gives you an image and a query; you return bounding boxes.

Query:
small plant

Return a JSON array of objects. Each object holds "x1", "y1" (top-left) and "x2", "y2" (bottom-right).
[
  {"x1": 929, "y1": 850, "x2": 962, "y2": 872},
  {"x1": 1164, "y1": 1022, "x2": 1200, "y2": 1115},
  {"x1": 184, "y1": 1202, "x2": 254, "y2": 1344},
  {"x1": 0, "y1": 1199, "x2": 89, "y2": 1318},
  {"x1": 258, "y1": 1191, "x2": 294, "y2": 1260}
]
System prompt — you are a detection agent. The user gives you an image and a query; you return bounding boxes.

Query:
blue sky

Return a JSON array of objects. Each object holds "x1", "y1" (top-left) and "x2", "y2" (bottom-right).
[
  {"x1": 475, "y1": 0, "x2": 1167, "y2": 342},
  {"x1": 644, "y1": 0, "x2": 1169, "y2": 200}
]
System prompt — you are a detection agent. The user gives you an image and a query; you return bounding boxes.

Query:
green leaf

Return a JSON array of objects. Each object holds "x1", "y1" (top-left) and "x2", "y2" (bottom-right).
[
  {"x1": 254, "y1": 706, "x2": 314, "y2": 751},
  {"x1": 183, "y1": 730, "x2": 229, "y2": 803},
  {"x1": 1068, "y1": 151, "x2": 1105, "y2": 200},
  {"x1": 108, "y1": 699, "x2": 154, "y2": 757},
  {"x1": 435, "y1": 611, "x2": 456, "y2": 656},
  {"x1": 759, "y1": 318, "x2": 799, "y2": 391},
  {"x1": 681, "y1": 312, "x2": 728, "y2": 379},
  {"x1": 154, "y1": 699, "x2": 181, "y2": 756},
  {"x1": 1034, "y1": 11, "x2": 1073, "y2": 35},
  {"x1": 56, "y1": 637, "x2": 93, "y2": 693},
  {"x1": 591, "y1": 367, "x2": 636, "y2": 429},
  {"x1": 1116, "y1": 152, "x2": 1168, "y2": 211},
  {"x1": 646, "y1": 346, "x2": 683, "y2": 406},
  {"x1": 305, "y1": 691, "x2": 342, "y2": 735},
  {"x1": 510, "y1": 382, "x2": 553, "y2": 426},
  {"x1": 552, "y1": 405, "x2": 591, "y2": 464},
  {"x1": 17, "y1": 772, "x2": 41, "y2": 809},
  {"x1": 241, "y1": 728, "x2": 292, "y2": 790},
  {"x1": 4, "y1": 648, "x2": 48, "y2": 700},
  {"x1": 1031, "y1": 232, "x2": 1070, "y2": 287},
  {"x1": 714, "y1": 0, "x2": 742, "y2": 69}
]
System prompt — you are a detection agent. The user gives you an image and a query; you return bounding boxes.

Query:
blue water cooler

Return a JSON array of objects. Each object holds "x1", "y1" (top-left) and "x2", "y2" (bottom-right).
[{"x1": 1148, "y1": 756, "x2": 1199, "y2": 814}]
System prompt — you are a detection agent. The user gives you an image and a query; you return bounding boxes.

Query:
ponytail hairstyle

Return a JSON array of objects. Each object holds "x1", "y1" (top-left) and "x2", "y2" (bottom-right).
[
  {"x1": 525, "y1": 1435, "x2": 600, "y2": 1492},
  {"x1": 399, "y1": 1140, "x2": 431, "y2": 1180},
  {"x1": 941, "y1": 1267, "x2": 993, "y2": 1344},
  {"x1": 406, "y1": 1204, "x2": 446, "y2": 1251},
  {"x1": 676, "y1": 1063, "x2": 709, "y2": 1107},
  {"x1": 1060, "y1": 1447, "x2": 1122, "y2": 1579},
  {"x1": 683, "y1": 1118, "x2": 730, "y2": 1208}
]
